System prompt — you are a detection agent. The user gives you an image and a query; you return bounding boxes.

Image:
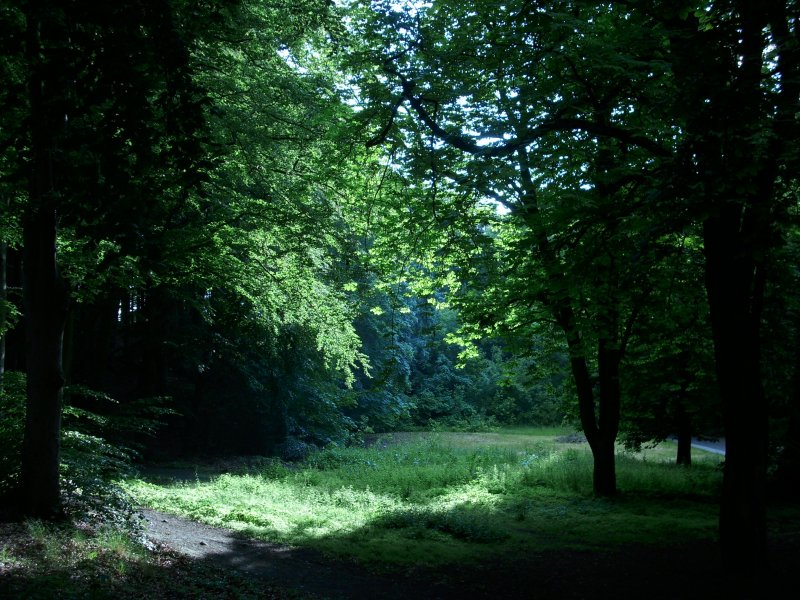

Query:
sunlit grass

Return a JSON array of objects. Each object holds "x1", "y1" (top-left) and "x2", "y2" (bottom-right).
[{"x1": 124, "y1": 430, "x2": 725, "y2": 568}]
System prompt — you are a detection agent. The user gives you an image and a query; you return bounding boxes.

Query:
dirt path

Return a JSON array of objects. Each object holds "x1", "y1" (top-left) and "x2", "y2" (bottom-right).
[
  {"x1": 139, "y1": 508, "x2": 447, "y2": 599},
  {"x1": 136, "y1": 458, "x2": 796, "y2": 599},
  {"x1": 139, "y1": 507, "x2": 779, "y2": 600}
]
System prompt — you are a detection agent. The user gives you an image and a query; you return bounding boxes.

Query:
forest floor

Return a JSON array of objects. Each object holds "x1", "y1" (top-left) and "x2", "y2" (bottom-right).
[{"x1": 139, "y1": 506, "x2": 797, "y2": 600}]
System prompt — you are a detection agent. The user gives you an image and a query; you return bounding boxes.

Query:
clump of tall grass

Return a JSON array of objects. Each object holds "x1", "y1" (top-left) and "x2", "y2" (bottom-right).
[
  {"x1": 374, "y1": 505, "x2": 508, "y2": 542},
  {"x1": 299, "y1": 437, "x2": 521, "y2": 499},
  {"x1": 616, "y1": 454, "x2": 722, "y2": 497},
  {"x1": 519, "y1": 447, "x2": 594, "y2": 494},
  {"x1": 21, "y1": 519, "x2": 147, "y2": 573}
]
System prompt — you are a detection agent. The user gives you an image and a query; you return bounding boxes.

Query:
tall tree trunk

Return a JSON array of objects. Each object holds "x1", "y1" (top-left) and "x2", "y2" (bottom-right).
[
  {"x1": 1, "y1": 238, "x2": 7, "y2": 390},
  {"x1": 517, "y1": 147, "x2": 623, "y2": 498},
  {"x1": 21, "y1": 209, "x2": 69, "y2": 518},
  {"x1": 19, "y1": 0, "x2": 70, "y2": 519},
  {"x1": 675, "y1": 413, "x2": 692, "y2": 467},
  {"x1": 590, "y1": 436, "x2": 617, "y2": 497},
  {"x1": 593, "y1": 340, "x2": 621, "y2": 497},
  {"x1": 702, "y1": 2, "x2": 776, "y2": 581},
  {"x1": 562, "y1": 321, "x2": 620, "y2": 497},
  {"x1": 662, "y1": 1, "x2": 785, "y2": 579},
  {"x1": 703, "y1": 214, "x2": 768, "y2": 583}
]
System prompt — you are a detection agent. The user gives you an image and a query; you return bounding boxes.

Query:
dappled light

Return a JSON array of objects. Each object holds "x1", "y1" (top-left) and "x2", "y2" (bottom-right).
[{"x1": 124, "y1": 432, "x2": 725, "y2": 569}]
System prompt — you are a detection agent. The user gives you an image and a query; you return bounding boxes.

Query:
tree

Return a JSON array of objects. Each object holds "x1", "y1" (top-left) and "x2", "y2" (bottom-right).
[
  {"x1": 650, "y1": 1, "x2": 799, "y2": 579},
  {"x1": 343, "y1": 0, "x2": 673, "y2": 496},
  {"x1": 9, "y1": 0, "x2": 215, "y2": 517},
  {"x1": 46, "y1": 0, "x2": 371, "y2": 457},
  {"x1": 619, "y1": 234, "x2": 720, "y2": 465},
  {"x1": 343, "y1": 0, "x2": 800, "y2": 578}
]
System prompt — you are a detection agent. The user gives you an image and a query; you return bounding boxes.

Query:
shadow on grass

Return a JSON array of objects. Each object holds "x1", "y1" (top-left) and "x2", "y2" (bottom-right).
[
  {"x1": 137, "y1": 465, "x2": 218, "y2": 484},
  {"x1": 0, "y1": 527, "x2": 292, "y2": 599},
  {"x1": 230, "y1": 516, "x2": 796, "y2": 599},
  {"x1": 4, "y1": 501, "x2": 798, "y2": 600},
  {"x1": 0, "y1": 557, "x2": 277, "y2": 600},
  {"x1": 139, "y1": 496, "x2": 800, "y2": 600}
]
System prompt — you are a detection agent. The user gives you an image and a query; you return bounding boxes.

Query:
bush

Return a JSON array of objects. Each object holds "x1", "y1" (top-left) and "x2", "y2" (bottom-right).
[{"x1": 274, "y1": 437, "x2": 314, "y2": 462}]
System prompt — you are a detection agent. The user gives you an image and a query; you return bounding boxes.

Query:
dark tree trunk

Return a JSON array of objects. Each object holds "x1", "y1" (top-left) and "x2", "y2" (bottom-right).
[
  {"x1": 564, "y1": 327, "x2": 621, "y2": 497},
  {"x1": 704, "y1": 214, "x2": 768, "y2": 582},
  {"x1": 517, "y1": 136, "x2": 626, "y2": 498},
  {"x1": 21, "y1": 209, "x2": 69, "y2": 518},
  {"x1": 592, "y1": 340, "x2": 621, "y2": 497},
  {"x1": 19, "y1": 0, "x2": 70, "y2": 519},
  {"x1": 591, "y1": 436, "x2": 617, "y2": 497},
  {"x1": 701, "y1": 3, "x2": 775, "y2": 580},
  {"x1": 675, "y1": 421, "x2": 692, "y2": 467},
  {"x1": 661, "y1": 1, "x2": 789, "y2": 579},
  {"x1": 674, "y1": 383, "x2": 692, "y2": 466}
]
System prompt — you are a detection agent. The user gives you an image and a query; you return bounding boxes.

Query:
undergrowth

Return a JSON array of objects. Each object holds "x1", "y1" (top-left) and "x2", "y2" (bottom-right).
[
  {"x1": 0, "y1": 518, "x2": 293, "y2": 599},
  {"x1": 0, "y1": 371, "x2": 171, "y2": 526}
]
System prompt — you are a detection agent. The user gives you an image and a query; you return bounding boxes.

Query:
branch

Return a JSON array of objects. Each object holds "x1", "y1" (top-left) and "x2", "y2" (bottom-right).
[
  {"x1": 384, "y1": 64, "x2": 671, "y2": 158},
  {"x1": 365, "y1": 96, "x2": 404, "y2": 148},
  {"x1": 619, "y1": 287, "x2": 651, "y2": 359}
]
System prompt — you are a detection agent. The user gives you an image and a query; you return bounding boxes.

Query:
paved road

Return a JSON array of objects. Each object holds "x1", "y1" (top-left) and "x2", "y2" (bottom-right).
[{"x1": 691, "y1": 437, "x2": 725, "y2": 456}]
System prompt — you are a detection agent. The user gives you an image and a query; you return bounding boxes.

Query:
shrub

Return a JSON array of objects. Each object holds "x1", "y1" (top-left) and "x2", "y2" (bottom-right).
[{"x1": 274, "y1": 437, "x2": 314, "y2": 462}]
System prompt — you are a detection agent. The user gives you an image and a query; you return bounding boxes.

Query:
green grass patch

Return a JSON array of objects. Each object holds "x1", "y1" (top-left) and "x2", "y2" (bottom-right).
[{"x1": 125, "y1": 430, "x2": 725, "y2": 568}]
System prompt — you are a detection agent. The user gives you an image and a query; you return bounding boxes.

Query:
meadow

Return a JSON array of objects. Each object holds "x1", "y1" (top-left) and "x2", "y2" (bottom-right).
[{"x1": 124, "y1": 428, "x2": 726, "y2": 568}]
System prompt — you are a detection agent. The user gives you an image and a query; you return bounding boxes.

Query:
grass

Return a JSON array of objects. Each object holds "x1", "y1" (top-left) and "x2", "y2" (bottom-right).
[
  {"x1": 0, "y1": 518, "x2": 297, "y2": 599},
  {"x1": 124, "y1": 430, "x2": 726, "y2": 568}
]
